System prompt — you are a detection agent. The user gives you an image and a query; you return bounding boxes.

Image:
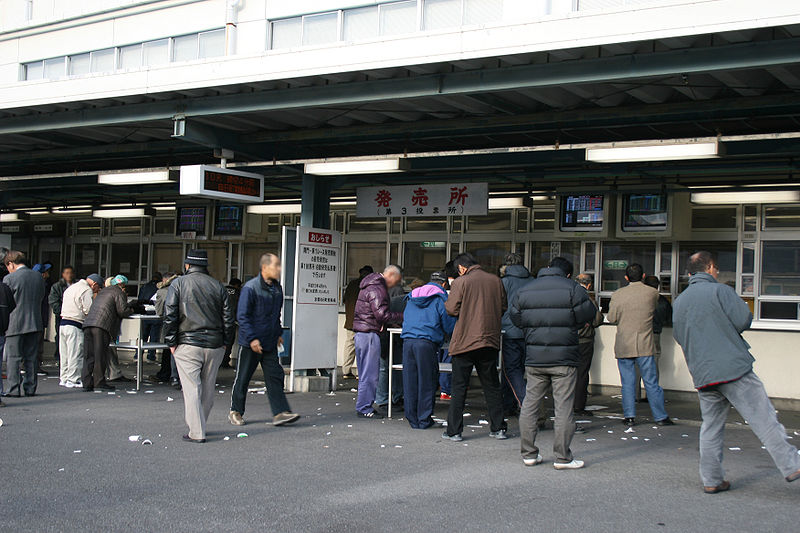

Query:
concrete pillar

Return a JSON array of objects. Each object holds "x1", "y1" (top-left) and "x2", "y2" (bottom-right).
[{"x1": 300, "y1": 174, "x2": 331, "y2": 229}]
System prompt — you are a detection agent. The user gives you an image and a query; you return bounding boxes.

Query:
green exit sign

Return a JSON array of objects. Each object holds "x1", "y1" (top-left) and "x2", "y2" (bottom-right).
[
  {"x1": 603, "y1": 260, "x2": 629, "y2": 270},
  {"x1": 420, "y1": 241, "x2": 446, "y2": 248}
]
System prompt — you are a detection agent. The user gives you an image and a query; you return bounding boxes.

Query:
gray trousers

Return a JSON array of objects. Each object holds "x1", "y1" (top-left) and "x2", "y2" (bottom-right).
[
  {"x1": 519, "y1": 365, "x2": 577, "y2": 463},
  {"x1": 698, "y1": 370, "x2": 800, "y2": 486},
  {"x1": 173, "y1": 344, "x2": 225, "y2": 440},
  {"x1": 5, "y1": 332, "x2": 40, "y2": 396}
]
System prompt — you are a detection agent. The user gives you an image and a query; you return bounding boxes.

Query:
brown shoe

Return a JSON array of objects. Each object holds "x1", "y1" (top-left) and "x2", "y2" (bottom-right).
[
  {"x1": 228, "y1": 411, "x2": 245, "y2": 426},
  {"x1": 786, "y1": 469, "x2": 800, "y2": 483},
  {"x1": 273, "y1": 411, "x2": 300, "y2": 426},
  {"x1": 704, "y1": 480, "x2": 731, "y2": 494}
]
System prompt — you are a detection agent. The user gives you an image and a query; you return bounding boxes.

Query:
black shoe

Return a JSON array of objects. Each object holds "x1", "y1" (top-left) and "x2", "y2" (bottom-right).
[
  {"x1": 108, "y1": 376, "x2": 133, "y2": 383},
  {"x1": 575, "y1": 425, "x2": 586, "y2": 434},
  {"x1": 623, "y1": 418, "x2": 636, "y2": 427},
  {"x1": 343, "y1": 373, "x2": 356, "y2": 379},
  {"x1": 442, "y1": 431, "x2": 463, "y2": 442},
  {"x1": 489, "y1": 429, "x2": 509, "y2": 440},
  {"x1": 1, "y1": 393, "x2": 20, "y2": 398},
  {"x1": 97, "y1": 384, "x2": 116, "y2": 391},
  {"x1": 148, "y1": 374, "x2": 168, "y2": 384},
  {"x1": 574, "y1": 409, "x2": 594, "y2": 418},
  {"x1": 182, "y1": 434, "x2": 206, "y2": 443},
  {"x1": 656, "y1": 417, "x2": 675, "y2": 426},
  {"x1": 357, "y1": 410, "x2": 384, "y2": 419},
  {"x1": 504, "y1": 408, "x2": 520, "y2": 418},
  {"x1": 171, "y1": 378, "x2": 181, "y2": 390}
]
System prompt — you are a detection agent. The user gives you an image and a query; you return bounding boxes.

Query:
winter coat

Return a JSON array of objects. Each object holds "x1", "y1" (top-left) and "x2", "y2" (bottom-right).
[
  {"x1": 352, "y1": 273, "x2": 402, "y2": 334},
  {"x1": 60, "y1": 279, "x2": 94, "y2": 324},
  {"x1": 445, "y1": 265, "x2": 506, "y2": 356},
  {"x1": 501, "y1": 264, "x2": 532, "y2": 339},
  {"x1": 673, "y1": 272, "x2": 754, "y2": 389},
  {"x1": 4, "y1": 265, "x2": 45, "y2": 336},
  {"x1": 83, "y1": 284, "x2": 134, "y2": 337},
  {"x1": 510, "y1": 267, "x2": 597, "y2": 367},
  {"x1": 163, "y1": 266, "x2": 234, "y2": 349},
  {"x1": 237, "y1": 275, "x2": 283, "y2": 350},
  {"x1": 154, "y1": 274, "x2": 178, "y2": 318},
  {"x1": 607, "y1": 281, "x2": 659, "y2": 358},
  {"x1": 401, "y1": 283, "x2": 456, "y2": 345},
  {"x1": 653, "y1": 295, "x2": 673, "y2": 335},
  {"x1": 137, "y1": 280, "x2": 159, "y2": 304}
]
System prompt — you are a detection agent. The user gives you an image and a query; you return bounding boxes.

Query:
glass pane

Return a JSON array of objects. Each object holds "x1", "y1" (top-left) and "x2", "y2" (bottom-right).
[
  {"x1": 516, "y1": 209, "x2": 529, "y2": 233},
  {"x1": 743, "y1": 205, "x2": 757, "y2": 232},
  {"x1": 742, "y1": 242, "x2": 755, "y2": 274},
  {"x1": 763, "y1": 206, "x2": 800, "y2": 229},
  {"x1": 691, "y1": 207, "x2": 737, "y2": 229},
  {"x1": 25, "y1": 61, "x2": 44, "y2": 80},
  {"x1": 344, "y1": 6, "x2": 378, "y2": 41},
  {"x1": 302, "y1": 12, "x2": 339, "y2": 46},
  {"x1": 69, "y1": 53, "x2": 90, "y2": 76},
  {"x1": 43, "y1": 57, "x2": 65, "y2": 79},
  {"x1": 677, "y1": 241, "x2": 737, "y2": 291},
  {"x1": 532, "y1": 209, "x2": 555, "y2": 231},
  {"x1": 464, "y1": 0, "x2": 503, "y2": 24},
  {"x1": 423, "y1": 0, "x2": 461, "y2": 31},
  {"x1": 112, "y1": 219, "x2": 142, "y2": 234},
  {"x1": 152, "y1": 243, "x2": 184, "y2": 276},
  {"x1": 271, "y1": 18, "x2": 302, "y2": 49},
  {"x1": 466, "y1": 212, "x2": 511, "y2": 231},
  {"x1": 118, "y1": 44, "x2": 142, "y2": 69},
  {"x1": 742, "y1": 275, "x2": 754, "y2": 295},
  {"x1": 406, "y1": 217, "x2": 447, "y2": 232},
  {"x1": 348, "y1": 216, "x2": 387, "y2": 232},
  {"x1": 110, "y1": 243, "x2": 139, "y2": 279},
  {"x1": 600, "y1": 242, "x2": 656, "y2": 292},
  {"x1": 585, "y1": 242, "x2": 597, "y2": 272},
  {"x1": 464, "y1": 241, "x2": 510, "y2": 276},
  {"x1": 173, "y1": 34, "x2": 198, "y2": 62},
  {"x1": 530, "y1": 241, "x2": 580, "y2": 276},
  {"x1": 74, "y1": 244, "x2": 99, "y2": 276},
  {"x1": 76, "y1": 219, "x2": 101, "y2": 235},
  {"x1": 761, "y1": 241, "x2": 800, "y2": 296},
  {"x1": 390, "y1": 243, "x2": 399, "y2": 265},
  {"x1": 660, "y1": 242, "x2": 672, "y2": 272},
  {"x1": 154, "y1": 218, "x2": 174, "y2": 234},
  {"x1": 90, "y1": 48, "x2": 115, "y2": 72},
  {"x1": 346, "y1": 242, "x2": 386, "y2": 284},
  {"x1": 403, "y1": 241, "x2": 447, "y2": 285},
  {"x1": 451, "y1": 217, "x2": 463, "y2": 233},
  {"x1": 380, "y1": 1, "x2": 417, "y2": 36},
  {"x1": 760, "y1": 301, "x2": 799, "y2": 320},
  {"x1": 198, "y1": 29, "x2": 225, "y2": 58},
  {"x1": 143, "y1": 39, "x2": 169, "y2": 67},
  {"x1": 390, "y1": 218, "x2": 401, "y2": 234}
]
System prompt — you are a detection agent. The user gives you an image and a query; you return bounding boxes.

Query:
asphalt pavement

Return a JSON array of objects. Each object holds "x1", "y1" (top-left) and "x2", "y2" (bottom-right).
[{"x1": 1, "y1": 358, "x2": 799, "y2": 532}]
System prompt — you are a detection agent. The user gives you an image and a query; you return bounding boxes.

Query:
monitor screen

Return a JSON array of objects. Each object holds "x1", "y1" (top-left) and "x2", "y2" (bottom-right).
[
  {"x1": 622, "y1": 194, "x2": 668, "y2": 230},
  {"x1": 213, "y1": 204, "x2": 244, "y2": 236},
  {"x1": 176, "y1": 206, "x2": 206, "y2": 235},
  {"x1": 560, "y1": 195, "x2": 605, "y2": 231}
]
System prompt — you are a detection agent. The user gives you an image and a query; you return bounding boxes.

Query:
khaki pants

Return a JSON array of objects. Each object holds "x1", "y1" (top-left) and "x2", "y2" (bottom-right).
[
  {"x1": 58, "y1": 324, "x2": 84, "y2": 384},
  {"x1": 173, "y1": 344, "x2": 225, "y2": 440},
  {"x1": 342, "y1": 329, "x2": 357, "y2": 375}
]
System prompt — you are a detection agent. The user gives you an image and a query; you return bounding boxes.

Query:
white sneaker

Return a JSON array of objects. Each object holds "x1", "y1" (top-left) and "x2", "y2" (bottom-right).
[
  {"x1": 58, "y1": 380, "x2": 68, "y2": 387},
  {"x1": 554, "y1": 459, "x2": 585, "y2": 470},
  {"x1": 523, "y1": 455, "x2": 543, "y2": 467}
]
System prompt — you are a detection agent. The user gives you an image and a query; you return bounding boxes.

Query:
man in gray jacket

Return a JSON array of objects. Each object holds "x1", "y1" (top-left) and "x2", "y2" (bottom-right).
[
  {"x1": 2, "y1": 251, "x2": 45, "y2": 398},
  {"x1": 673, "y1": 251, "x2": 800, "y2": 493}
]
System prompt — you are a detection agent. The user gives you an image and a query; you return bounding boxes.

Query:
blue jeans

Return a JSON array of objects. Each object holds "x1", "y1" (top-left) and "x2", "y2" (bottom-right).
[
  {"x1": 142, "y1": 321, "x2": 161, "y2": 360},
  {"x1": 376, "y1": 355, "x2": 403, "y2": 406},
  {"x1": 402, "y1": 338, "x2": 439, "y2": 429},
  {"x1": 354, "y1": 332, "x2": 381, "y2": 414},
  {"x1": 0, "y1": 335, "x2": 5, "y2": 395},
  {"x1": 617, "y1": 356, "x2": 668, "y2": 421},
  {"x1": 438, "y1": 348, "x2": 452, "y2": 394},
  {"x1": 501, "y1": 336, "x2": 526, "y2": 411}
]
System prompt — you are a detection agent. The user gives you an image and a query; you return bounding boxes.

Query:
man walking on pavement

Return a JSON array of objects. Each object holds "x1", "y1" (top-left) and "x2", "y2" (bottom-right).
[
  {"x1": 2, "y1": 251, "x2": 45, "y2": 398},
  {"x1": 673, "y1": 251, "x2": 800, "y2": 492},
  {"x1": 82, "y1": 274, "x2": 137, "y2": 391},
  {"x1": 229, "y1": 253, "x2": 299, "y2": 428},
  {"x1": 607, "y1": 263, "x2": 674, "y2": 428},
  {"x1": 401, "y1": 271, "x2": 456, "y2": 429},
  {"x1": 342, "y1": 265, "x2": 373, "y2": 379},
  {"x1": 58, "y1": 273, "x2": 102, "y2": 388},
  {"x1": 164, "y1": 250, "x2": 234, "y2": 443},
  {"x1": 574, "y1": 273, "x2": 603, "y2": 417},
  {"x1": 511, "y1": 257, "x2": 597, "y2": 469},
  {"x1": 352, "y1": 265, "x2": 403, "y2": 419},
  {"x1": 499, "y1": 252, "x2": 531, "y2": 417},
  {"x1": 442, "y1": 253, "x2": 508, "y2": 442},
  {"x1": 48, "y1": 265, "x2": 75, "y2": 364}
]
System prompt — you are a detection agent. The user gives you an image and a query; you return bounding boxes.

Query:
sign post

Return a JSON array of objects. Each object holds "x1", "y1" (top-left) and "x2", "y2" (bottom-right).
[{"x1": 289, "y1": 226, "x2": 342, "y2": 392}]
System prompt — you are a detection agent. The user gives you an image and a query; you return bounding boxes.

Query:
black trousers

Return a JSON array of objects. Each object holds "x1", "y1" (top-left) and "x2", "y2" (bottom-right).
[
  {"x1": 446, "y1": 347, "x2": 507, "y2": 435},
  {"x1": 82, "y1": 327, "x2": 111, "y2": 390},
  {"x1": 574, "y1": 341, "x2": 595, "y2": 411},
  {"x1": 230, "y1": 346, "x2": 290, "y2": 417},
  {"x1": 156, "y1": 349, "x2": 173, "y2": 381}
]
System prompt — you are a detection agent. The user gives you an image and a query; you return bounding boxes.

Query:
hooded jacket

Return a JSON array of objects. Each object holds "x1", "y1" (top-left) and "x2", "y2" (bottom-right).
[
  {"x1": 83, "y1": 284, "x2": 134, "y2": 337},
  {"x1": 401, "y1": 283, "x2": 456, "y2": 344},
  {"x1": 237, "y1": 275, "x2": 283, "y2": 350},
  {"x1": 672, "y1": 272, "x2": 754, "y2": 389},
  {"x1": 501, "y1": 264, "x2": 532, "y2": 339},
  {"x1": 510, "y1": 267, "x2": 597, "y2": 367},
  {"x1": 352, "y1": 273, "x2": 402, "y2": 334},
  {"x1": 163, "y1": 266, "x2": 234, "y2": 349}
]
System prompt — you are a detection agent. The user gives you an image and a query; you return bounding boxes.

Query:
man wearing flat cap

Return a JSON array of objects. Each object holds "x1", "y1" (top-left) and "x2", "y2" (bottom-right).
[{"x1": 164, "y1": 249, "x2": 234, "y2": 443}]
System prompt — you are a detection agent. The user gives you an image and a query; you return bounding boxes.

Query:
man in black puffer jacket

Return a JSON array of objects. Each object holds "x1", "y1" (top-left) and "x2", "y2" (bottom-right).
[{"x1": 510, "y1": 257, "x2": 597, "y2": 470}]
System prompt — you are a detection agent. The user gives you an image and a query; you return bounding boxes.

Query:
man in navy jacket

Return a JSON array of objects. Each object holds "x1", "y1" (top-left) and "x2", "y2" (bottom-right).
[
  {"x1": 229, "y1": 253, "x2": 299, "y2": 427},
  {"x1": 401, "y1": 272, "x2": 456, "y2": 429}
]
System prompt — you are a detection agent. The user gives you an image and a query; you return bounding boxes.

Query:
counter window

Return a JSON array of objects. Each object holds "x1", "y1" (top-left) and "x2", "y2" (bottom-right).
[
  {"x1": 466, "y1": 212, "x2": 511, "y2": 232},
  {"x1": 691, "y1": 207, "x2": 737, "y2": 229},
  {"x1": 403, "y1": 241, "x2": 447, "y2": 285},
  {"x1": 600, "y1": 242, "x2": 656, "y2": 292},
  {"x1": 345, "y1": 242, "x2": 387, "y2": 285},
  {"x1": 348, "y1": 215, "x2": 387, "y2": 233},
  {"x1": 763, "y1": 206, "x2": 800, "y2": 229},
  {"x1": 761, "y1": 241, "x2": 800, "y2": 296},
  {"x1": 530, "y1": 241, "x2": 580, "y2": 275},
  {"x1": 677, "y1": 241, "x2": 737, "y2": 291},
  {"x1": 465, "y1": 241, "x2": 510, "y2": 276}
]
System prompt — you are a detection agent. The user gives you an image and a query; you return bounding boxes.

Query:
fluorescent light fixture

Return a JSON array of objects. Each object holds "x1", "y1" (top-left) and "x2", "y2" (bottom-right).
[
  {"x1": 153, "y1": 206, "x2": 176, "y2": 211},
  {"x1": 691, "y1": 191, "x2": 800, "y2": 204},
  {"x1": 27, "y1": 209, "x2": 51, "y2": 216},
  {"x1": 304, "y1": 159, "x2": 408, "y2": 175},
  {"x1": 52, "y1": 208, "x2": 91, "y2": 214},
  {"x1": 92, "y1": 207, "x2": 155, "y2": 218},
  {"x1": 530, "y1": 195, "x2": 552, "y2": 202},
  {"x1": 330, "y1": 200, "x2": 357, "y2": 207},
  {"x1": 0, "y1": 213, "x2": 28, "y2": 221},
  {"x1": 98, "y1": 170, "x2": 173, "y2": 185},
  {"x1": 586, "y1": 142, "x2": 721, "y2": 163},
  {"x1": 247, "y1": 203, "x2": 302, "y2": 215},
  {"x1": 488, "y1": 197, "x2": 524, "y2": 209}
]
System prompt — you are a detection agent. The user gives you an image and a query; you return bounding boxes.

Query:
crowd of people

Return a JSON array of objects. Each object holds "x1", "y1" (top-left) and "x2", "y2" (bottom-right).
[{"x1": 1, "y1": 244, "x2": 798, "y2": 492}]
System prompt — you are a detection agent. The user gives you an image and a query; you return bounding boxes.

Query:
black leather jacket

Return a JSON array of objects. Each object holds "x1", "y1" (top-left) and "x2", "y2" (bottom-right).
[{"x1": 163, "y1": 266, "x2": 234, "y2": 349}]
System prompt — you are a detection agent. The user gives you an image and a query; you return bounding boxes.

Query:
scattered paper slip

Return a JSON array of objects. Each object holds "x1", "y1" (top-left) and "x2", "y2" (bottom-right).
[
  {"x1": 729, "y1": 447, "x2": 741, "y2": 451},
  {"x1": 128, "y1": 435, "x2": 141, "y2": 442},
  {"x1": 478, "y1": 420, "x2": 489, "y2": 425},
  {"x1": 584, "y1": 405, "x2": 608, "y2": 411},
  {"x1": 624, "y1": 427, "x2": 635, "y2": 434},
  {"x1": 236, "y1": 433, "x2": 248, "y2": 438},
  {"x1": 166, "y1": 397, "x2": 174, "y2": 402}
]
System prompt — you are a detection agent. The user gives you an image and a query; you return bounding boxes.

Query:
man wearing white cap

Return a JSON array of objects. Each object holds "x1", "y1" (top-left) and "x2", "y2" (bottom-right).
[{"x1": 58, "y1": 273, "x2": 103, "y2": 388}]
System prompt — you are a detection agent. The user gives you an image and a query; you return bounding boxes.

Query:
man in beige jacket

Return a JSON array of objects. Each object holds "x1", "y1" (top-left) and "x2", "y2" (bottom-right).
[{"x1": 607, "y1": 263, "x2": 673, "y2": 428}]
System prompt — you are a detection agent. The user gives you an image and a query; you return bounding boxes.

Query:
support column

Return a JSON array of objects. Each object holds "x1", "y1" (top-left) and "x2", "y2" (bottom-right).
[{"x1": 300, "y1": 174, "x2": 331, "y2": 229}]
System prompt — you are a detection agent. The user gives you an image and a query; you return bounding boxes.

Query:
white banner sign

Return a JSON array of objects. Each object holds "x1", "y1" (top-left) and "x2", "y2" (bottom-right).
[{"x1": 356, "y1": 183, "x2": 488, "y2": 217}]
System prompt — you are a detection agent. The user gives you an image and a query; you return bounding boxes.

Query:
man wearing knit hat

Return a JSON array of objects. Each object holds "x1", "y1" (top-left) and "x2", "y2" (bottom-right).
[{"x1": 164, "y1": 249, "x2": 234, "y2": 443}]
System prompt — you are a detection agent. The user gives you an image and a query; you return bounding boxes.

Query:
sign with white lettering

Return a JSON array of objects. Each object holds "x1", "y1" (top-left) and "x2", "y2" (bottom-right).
[
  {"x1": 289, "y1": 226, "x2": 342, "y2": 379},
  {"x1": 179, "y1": 165, "x2": 264, "y2": 203},
  {"x1": 356, "y1": 183, "x2": 488, "y2": 217}
]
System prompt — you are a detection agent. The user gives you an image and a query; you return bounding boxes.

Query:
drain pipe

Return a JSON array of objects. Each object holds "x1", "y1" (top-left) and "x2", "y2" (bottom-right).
[{"x1": 225, "y1": 0, "x2": 241, "y2": 56}]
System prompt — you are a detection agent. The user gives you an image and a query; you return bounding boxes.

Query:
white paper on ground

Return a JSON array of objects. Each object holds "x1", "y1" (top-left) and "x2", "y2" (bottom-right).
[
  {"x1": 58, "y1": 468, "x2": 65, "y2": 472},
  {"x1": 576, "y1": 420, "x2": 592, "y2": 424},
  {"x1": 586, "y1": 438, "x2": 596, "y2": 442},
  {"x1": 729, "y1": 447, "x2": 741, "y2": 451},
  {"x1": 144, "y1": 390, "x2": 154, "y2": 394},
  {"x1": 128, "y1": 435, "x2": 141, "y2": 442},
  {"x1": 467, "y1": 425, "x2": 483, "y2": 429},
  {"x1": 0, "y1": 418, "x2": 3, "y2": 427},
  {"x1": 73, "y1": 450, "x2": 81, "y2": 453},
  {"x1": 624, "y1": 427, "x2": 635, "y2": 433},
  {"x1": 126, "y1": 391, "x2": 136, "y2": 394},
  {"x1": 166, "y1": 397, "x2": 174, "y2": 402},
  {"x1": 142, "y1": 439, "x2": 152, "y2": 445},
  {"x1": 478, "y1": 420, "x2": 489, "y2": 425},
  {"x1": 584, "y1": 405, "x2": 608, "y2": 411},
  {"x1": 224, "y1": 436, "x2": 230, "y2": 441},
  {"x1": 236, "y1": 432, "x2": 248, "y2": 438}
]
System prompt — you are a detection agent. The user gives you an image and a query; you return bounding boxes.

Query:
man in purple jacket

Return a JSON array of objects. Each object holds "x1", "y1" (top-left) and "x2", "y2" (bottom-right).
[{"x1": 353, "y1": 265, "x2": 403, "y2": 418}]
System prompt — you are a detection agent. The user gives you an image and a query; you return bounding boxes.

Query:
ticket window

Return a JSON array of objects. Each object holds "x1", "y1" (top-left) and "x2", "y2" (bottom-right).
[
  {"x1": 464, "y1": 241, "x2": 511, "y2": 276},
  {"x1": 403, "y1": 241, "x2": 447, "y2": 285},
  {"x1": 530, "y1": 241, "x2": 580, "y2": 276},
  {"x1": 344, "y1": 242, "x2": 387, "y2": 287},
  {"x1": 152, "y1": 243, "x2": 184, "y2": 278},
  {"x1": 677, "y1": 241, "x2": 737, "y2": 292},
  {"x1": 759, "y1": 240, "x2": 800, "y2": 320},
  {"x1": 599, "y1": 242, "x2": 657, "y2": 293}
]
